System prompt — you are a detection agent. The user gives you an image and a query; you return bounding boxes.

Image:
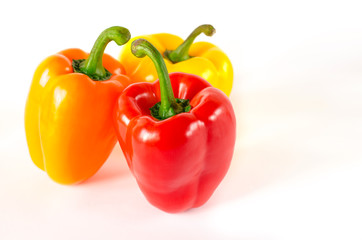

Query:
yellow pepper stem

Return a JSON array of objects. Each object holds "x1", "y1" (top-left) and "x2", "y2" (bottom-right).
[{"x1": 164, "y1": 24, "x2": 215, "y2": 63}]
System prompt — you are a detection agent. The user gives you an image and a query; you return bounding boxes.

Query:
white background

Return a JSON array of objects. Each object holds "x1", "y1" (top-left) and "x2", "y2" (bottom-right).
[{"x1": 1, "y1": 0, "x2": 362, "y2": 239}]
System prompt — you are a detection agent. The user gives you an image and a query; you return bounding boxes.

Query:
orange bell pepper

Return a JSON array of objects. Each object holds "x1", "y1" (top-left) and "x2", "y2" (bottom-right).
[{"x1": 24, "y1": 26, "x2": 131, "y2": 184}]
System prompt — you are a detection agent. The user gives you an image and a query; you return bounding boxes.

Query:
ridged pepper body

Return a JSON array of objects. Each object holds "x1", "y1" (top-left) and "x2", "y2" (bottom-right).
[
  {"x1": 25, "y1": 48, "x2": 130, "y2": 184},
  {"x1": 114, "y1": 73, "x2": 236, "y2": 212}
]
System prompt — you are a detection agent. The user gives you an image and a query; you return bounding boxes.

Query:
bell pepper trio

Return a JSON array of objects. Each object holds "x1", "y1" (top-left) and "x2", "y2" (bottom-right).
[{"x1": 25, "y1": 25, "x2": 236, "y2": 213}]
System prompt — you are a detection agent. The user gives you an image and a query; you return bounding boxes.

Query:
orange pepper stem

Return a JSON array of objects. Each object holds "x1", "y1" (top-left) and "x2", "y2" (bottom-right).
[
  {"x1": 164, "y1": 24, "x2": 215, "y2": 63},
  {"x1": 73, "y1": 26, "x2": 130, "y2": 81},
  {"x1": 131, "y1": 39, "x2": 191, "y2": 120}
]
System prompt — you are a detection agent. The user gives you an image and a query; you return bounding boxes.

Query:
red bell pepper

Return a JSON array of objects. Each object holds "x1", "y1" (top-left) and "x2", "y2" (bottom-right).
[{"x1": 113, "y1": 39, "x2": 236, "y2": 213}]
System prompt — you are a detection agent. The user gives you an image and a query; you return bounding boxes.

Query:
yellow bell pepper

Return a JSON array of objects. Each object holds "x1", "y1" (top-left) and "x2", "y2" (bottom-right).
[{"x1": 119, "y1": 24, "x2": 233, "y2": 96}]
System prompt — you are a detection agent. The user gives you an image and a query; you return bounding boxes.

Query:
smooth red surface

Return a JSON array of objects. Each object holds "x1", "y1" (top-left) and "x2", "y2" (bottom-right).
[{"x1": 113, "y1": 73, "x2": 236, "y2": 213}]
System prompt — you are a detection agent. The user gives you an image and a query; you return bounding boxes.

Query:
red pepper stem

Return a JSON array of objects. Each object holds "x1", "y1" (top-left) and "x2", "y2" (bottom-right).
[
  {"x1": 165, "y1": 24, "x2": 215, "y2": 63},
  {"x1": 132, "y1": 39, "x2": 176, "y2": 114},
  {"x1": 131, "y1": 39, "x2": 190, "y2": 120},
  {"x1": 75, "y1": 26, "x2": 130, "y2": 80}
]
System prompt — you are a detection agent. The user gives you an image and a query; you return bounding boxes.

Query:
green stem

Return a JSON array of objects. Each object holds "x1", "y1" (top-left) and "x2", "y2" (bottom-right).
[
  {"x1": 73, "y1": 26, "x2": 130, "y2": 81},
  {"x1": 131, "y1": 39, "x2": 191, "y2": 120},
  {"x1": 164, "y1": 24, "x2": 215, "y2": 63}
]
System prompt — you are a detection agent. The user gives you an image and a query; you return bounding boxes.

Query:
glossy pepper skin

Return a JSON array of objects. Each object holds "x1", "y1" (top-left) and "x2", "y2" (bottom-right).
[
  {"x1": 114, "y1": 39, "x2": 236, "y2": 213},
  {"x1": 119, "y1": 24, "x2": 233, "y2": 96},
  {"x1": 24, "y1": 27, "x2": 131, "y2": 184}
]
